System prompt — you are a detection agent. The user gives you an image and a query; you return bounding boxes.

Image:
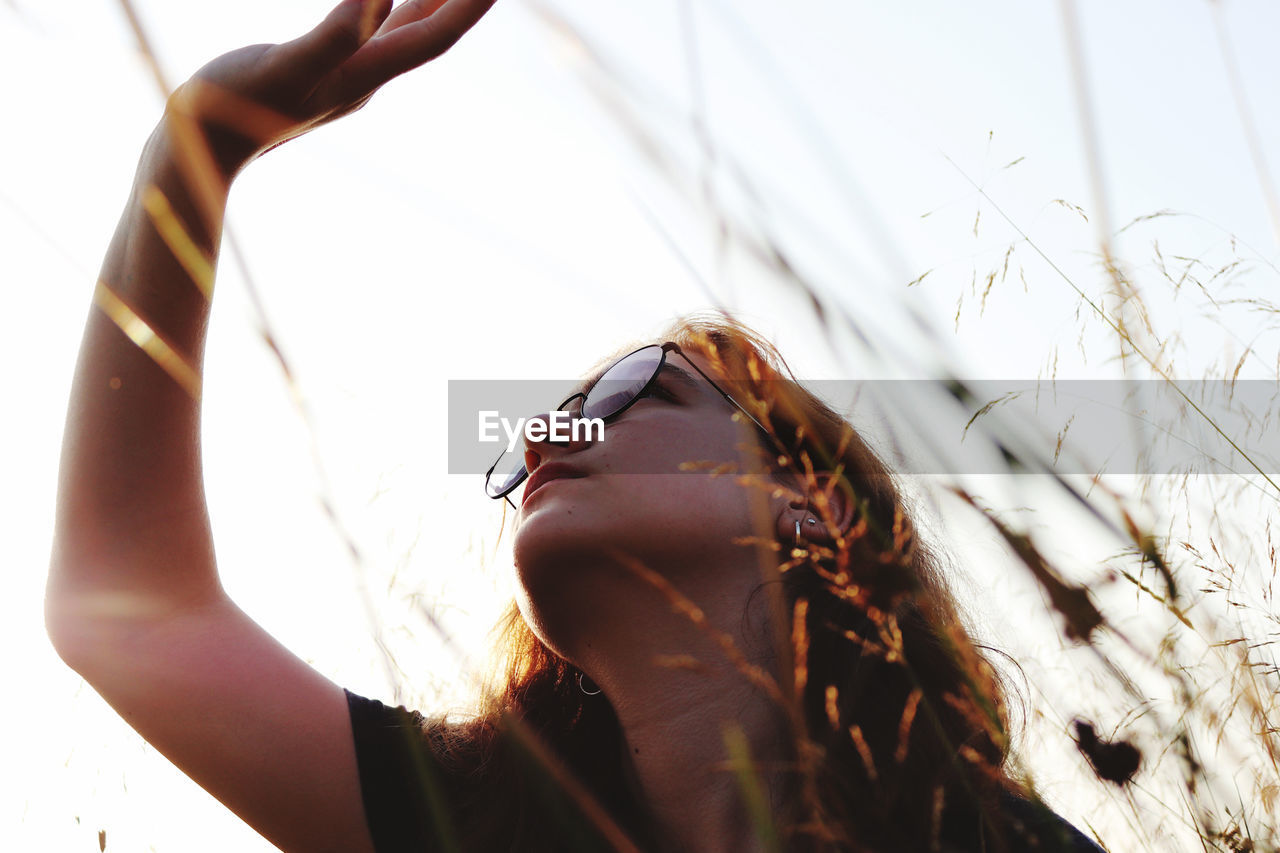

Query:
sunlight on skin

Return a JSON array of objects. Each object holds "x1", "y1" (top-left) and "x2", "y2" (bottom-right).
[
  {"x1": 5, "y1": 0, "x2": 1280, "y2": 849},
  {"x1": 141, "y1": 186, "x2": 215, "y2": 299},
  {"x1": 92, "y1": 280, "x2": 202, "y2": 398}
]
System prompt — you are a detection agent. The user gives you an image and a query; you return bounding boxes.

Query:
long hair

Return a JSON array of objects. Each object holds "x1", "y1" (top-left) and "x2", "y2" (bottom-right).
[{"x1": 428, "y1": 315, "x2": 1025, "y2": 852}]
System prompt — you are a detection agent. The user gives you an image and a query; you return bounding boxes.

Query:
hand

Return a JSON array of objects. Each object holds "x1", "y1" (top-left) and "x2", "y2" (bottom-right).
[{"x1": 165, "y1": 0, "x2": 497, "y2": 179}]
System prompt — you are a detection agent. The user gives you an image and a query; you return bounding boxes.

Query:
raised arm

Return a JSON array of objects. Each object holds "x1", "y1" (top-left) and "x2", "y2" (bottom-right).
[{"x1": 46, "y1": 2, "x2": 495, "y2": 850}]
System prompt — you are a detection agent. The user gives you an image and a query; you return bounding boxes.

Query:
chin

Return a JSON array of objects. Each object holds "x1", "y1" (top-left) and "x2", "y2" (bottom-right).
[{"x1": 511, "y1": 515, "x2": 659, "y2": 659}]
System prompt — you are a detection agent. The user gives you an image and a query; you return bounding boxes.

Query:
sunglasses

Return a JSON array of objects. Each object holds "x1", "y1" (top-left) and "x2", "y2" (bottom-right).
[{"x1": 484, "y1": 342, "x2": 770, "y2": 505}]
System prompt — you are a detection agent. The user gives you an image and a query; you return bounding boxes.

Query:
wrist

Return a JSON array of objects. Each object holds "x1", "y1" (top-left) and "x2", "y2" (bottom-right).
[
  {"x1": 160, "y1": 79, "x2": 273, "y2": 184},
  {"x1": 134, "y1": 118, "x2": 234, "y2": 248}
]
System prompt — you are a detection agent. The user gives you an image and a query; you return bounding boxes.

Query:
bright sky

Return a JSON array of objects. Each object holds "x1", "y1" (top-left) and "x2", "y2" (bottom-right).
[{"x1": 4, "y1": 0, "x2": 1279, "y2": 850}]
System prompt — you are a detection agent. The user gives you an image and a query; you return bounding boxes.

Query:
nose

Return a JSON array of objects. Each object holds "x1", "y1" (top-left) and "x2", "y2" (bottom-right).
[{"x1": 521, "y1": 404, "x2": 592, "y2": 475}]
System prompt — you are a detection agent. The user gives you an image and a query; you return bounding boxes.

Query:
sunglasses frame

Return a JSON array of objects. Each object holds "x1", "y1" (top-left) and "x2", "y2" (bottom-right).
[{"x1": 484, "y1": 342, "x2": 772, "y2": 506}]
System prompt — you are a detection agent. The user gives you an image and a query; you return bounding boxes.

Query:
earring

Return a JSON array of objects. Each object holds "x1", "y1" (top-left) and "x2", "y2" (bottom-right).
[
  {"x1": 577, "y1": 670, "x2": 602, "y2": 696},
  {"x1": 795, "y1": 517, "x2": 819, "y2": 545}
]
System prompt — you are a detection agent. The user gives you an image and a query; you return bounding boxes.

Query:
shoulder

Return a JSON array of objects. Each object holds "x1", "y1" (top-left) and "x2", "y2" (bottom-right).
[
  {"x1": 344, "y1": 690, "x2": 633, "y2": 853},
  {"x1": 999, "y1": 791, "x2": 1106, "y2": 852},
  {"x1": 345, "y1": 689, "x2": 488, "y2": 762},
  {"x1": 344, "y1": 689, "x2": 482, "y2": 853}
]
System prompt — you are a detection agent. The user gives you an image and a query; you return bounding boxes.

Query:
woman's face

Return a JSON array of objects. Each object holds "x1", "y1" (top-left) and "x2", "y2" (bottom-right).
[{"x1": 510, "y1": 347, "x2": 779, "y2": 646}]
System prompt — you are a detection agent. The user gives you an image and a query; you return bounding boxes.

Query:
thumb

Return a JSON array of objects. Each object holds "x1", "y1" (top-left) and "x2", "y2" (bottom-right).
[{"x1": 274, "y1": 0, "x2": 393, "y2": 81}]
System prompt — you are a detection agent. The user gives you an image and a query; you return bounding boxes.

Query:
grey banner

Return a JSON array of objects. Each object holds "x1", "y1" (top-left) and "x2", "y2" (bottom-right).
[{"x1": 448, "y1": 379, "x2": 1280, "y2": 478}]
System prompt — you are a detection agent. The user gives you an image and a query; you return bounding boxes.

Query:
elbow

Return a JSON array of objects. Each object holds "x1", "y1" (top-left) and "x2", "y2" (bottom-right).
[
  {"x1": 44, "y1": 582, "x2": 106, "y2": 674},
  {"x1": 45, "y1": 528, "x2": 226, "y2": 675},
  {"x1": 44, "y1": 543, "x2": 102, "y2": 669},
  {"x1": 45, "y1": 558, "x2": 225, "y2": 676},
  {"x1": 43, "y1": 565, "x2": 163, "y2": 674},
  {"x1": 46, "y1": 596, "x2": 89, "y2": 675}
]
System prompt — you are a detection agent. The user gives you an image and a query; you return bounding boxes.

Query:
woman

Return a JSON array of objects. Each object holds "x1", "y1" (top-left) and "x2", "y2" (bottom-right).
[{"x1": 46, "y1": 1, "x2": 1105, "y2": 850}]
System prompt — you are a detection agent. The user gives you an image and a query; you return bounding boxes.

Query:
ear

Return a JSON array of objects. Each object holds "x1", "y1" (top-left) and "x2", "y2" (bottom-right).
[{"x1": 774, "y1": 471, "x2": 856, "y2": 545}]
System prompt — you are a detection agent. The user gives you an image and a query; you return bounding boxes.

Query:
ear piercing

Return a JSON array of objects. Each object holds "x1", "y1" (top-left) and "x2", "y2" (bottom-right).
[
  {"x1": 794, "y1": 517, "x2": 818, "y2": 544},
  {"x1": 577, "y1": 670, "x2": 602, "y2": 696}
]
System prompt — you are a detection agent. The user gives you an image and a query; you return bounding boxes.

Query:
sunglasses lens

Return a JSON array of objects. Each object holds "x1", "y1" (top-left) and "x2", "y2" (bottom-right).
[
  {"x1": 486, "y1": 454, "x2": 527, "y2": 499},
  {"x1": 484, "y1": 345, "x2": 666, "y2": 501},
  {"x1": 583, "y1": 346, "x2": 664, "y2": 419}
]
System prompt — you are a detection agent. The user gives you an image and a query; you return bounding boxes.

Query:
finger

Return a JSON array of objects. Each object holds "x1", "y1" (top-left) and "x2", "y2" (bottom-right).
[
  {"x1": 341, "y1": 0, "x2": 497, "y2": 93},
  {"x1": 272, "y1": 0, "x2": 394, "y2": 84},
  {"x1": 373, "y1": 0, "x2": 450, "y2": 39}
]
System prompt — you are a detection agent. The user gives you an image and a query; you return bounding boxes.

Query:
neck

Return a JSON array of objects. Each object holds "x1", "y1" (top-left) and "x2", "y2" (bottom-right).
[
  {"x1": 561, "y1": 557, "x2": 793, "y2": 853},
  {"x1": 609, "y1": 667, "x2": 790, "y2": 853}
]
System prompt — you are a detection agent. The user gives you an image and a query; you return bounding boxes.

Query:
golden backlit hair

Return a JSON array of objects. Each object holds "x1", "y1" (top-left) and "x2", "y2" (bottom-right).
[{"x1": 433, "y1": 314, "x2": 1024, "y2": 852}]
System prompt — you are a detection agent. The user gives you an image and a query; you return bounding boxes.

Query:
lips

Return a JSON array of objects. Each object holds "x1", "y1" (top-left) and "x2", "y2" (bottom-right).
[{"x1": 522, "y1": 462, "x2": 588, "y2": 502}]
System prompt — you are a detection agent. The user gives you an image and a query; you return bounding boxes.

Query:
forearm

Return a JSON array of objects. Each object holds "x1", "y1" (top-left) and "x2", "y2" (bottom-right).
[
  {"x1": 47, "y1": 0, "x2": 497, "y2": 650},
  {"x1": 48, "y1": 121, "x2": 231, "y2": 638}
]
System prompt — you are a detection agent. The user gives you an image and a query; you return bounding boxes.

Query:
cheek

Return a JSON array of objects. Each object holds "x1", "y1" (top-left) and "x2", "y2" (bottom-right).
[
  {"x1": 511, "y1": 473, "x2": 761, "y2": 577},
  {"x1": 509, "y1": 416, "x2": 772, "y2": 597}
]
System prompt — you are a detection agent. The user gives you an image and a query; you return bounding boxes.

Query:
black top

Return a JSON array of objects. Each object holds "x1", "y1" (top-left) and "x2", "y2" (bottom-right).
[
  {"x1": 345, "y1": 689, "x2": 1106, "y2": 853},
  {"x1": 346, "y1": 689, "x2": 453, "y2": 852}
]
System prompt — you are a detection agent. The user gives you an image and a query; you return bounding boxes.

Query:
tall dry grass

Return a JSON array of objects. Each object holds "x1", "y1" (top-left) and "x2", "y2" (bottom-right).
[{"x1": 75, "y1": 0, "x2": 1280, "y2": 850}]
